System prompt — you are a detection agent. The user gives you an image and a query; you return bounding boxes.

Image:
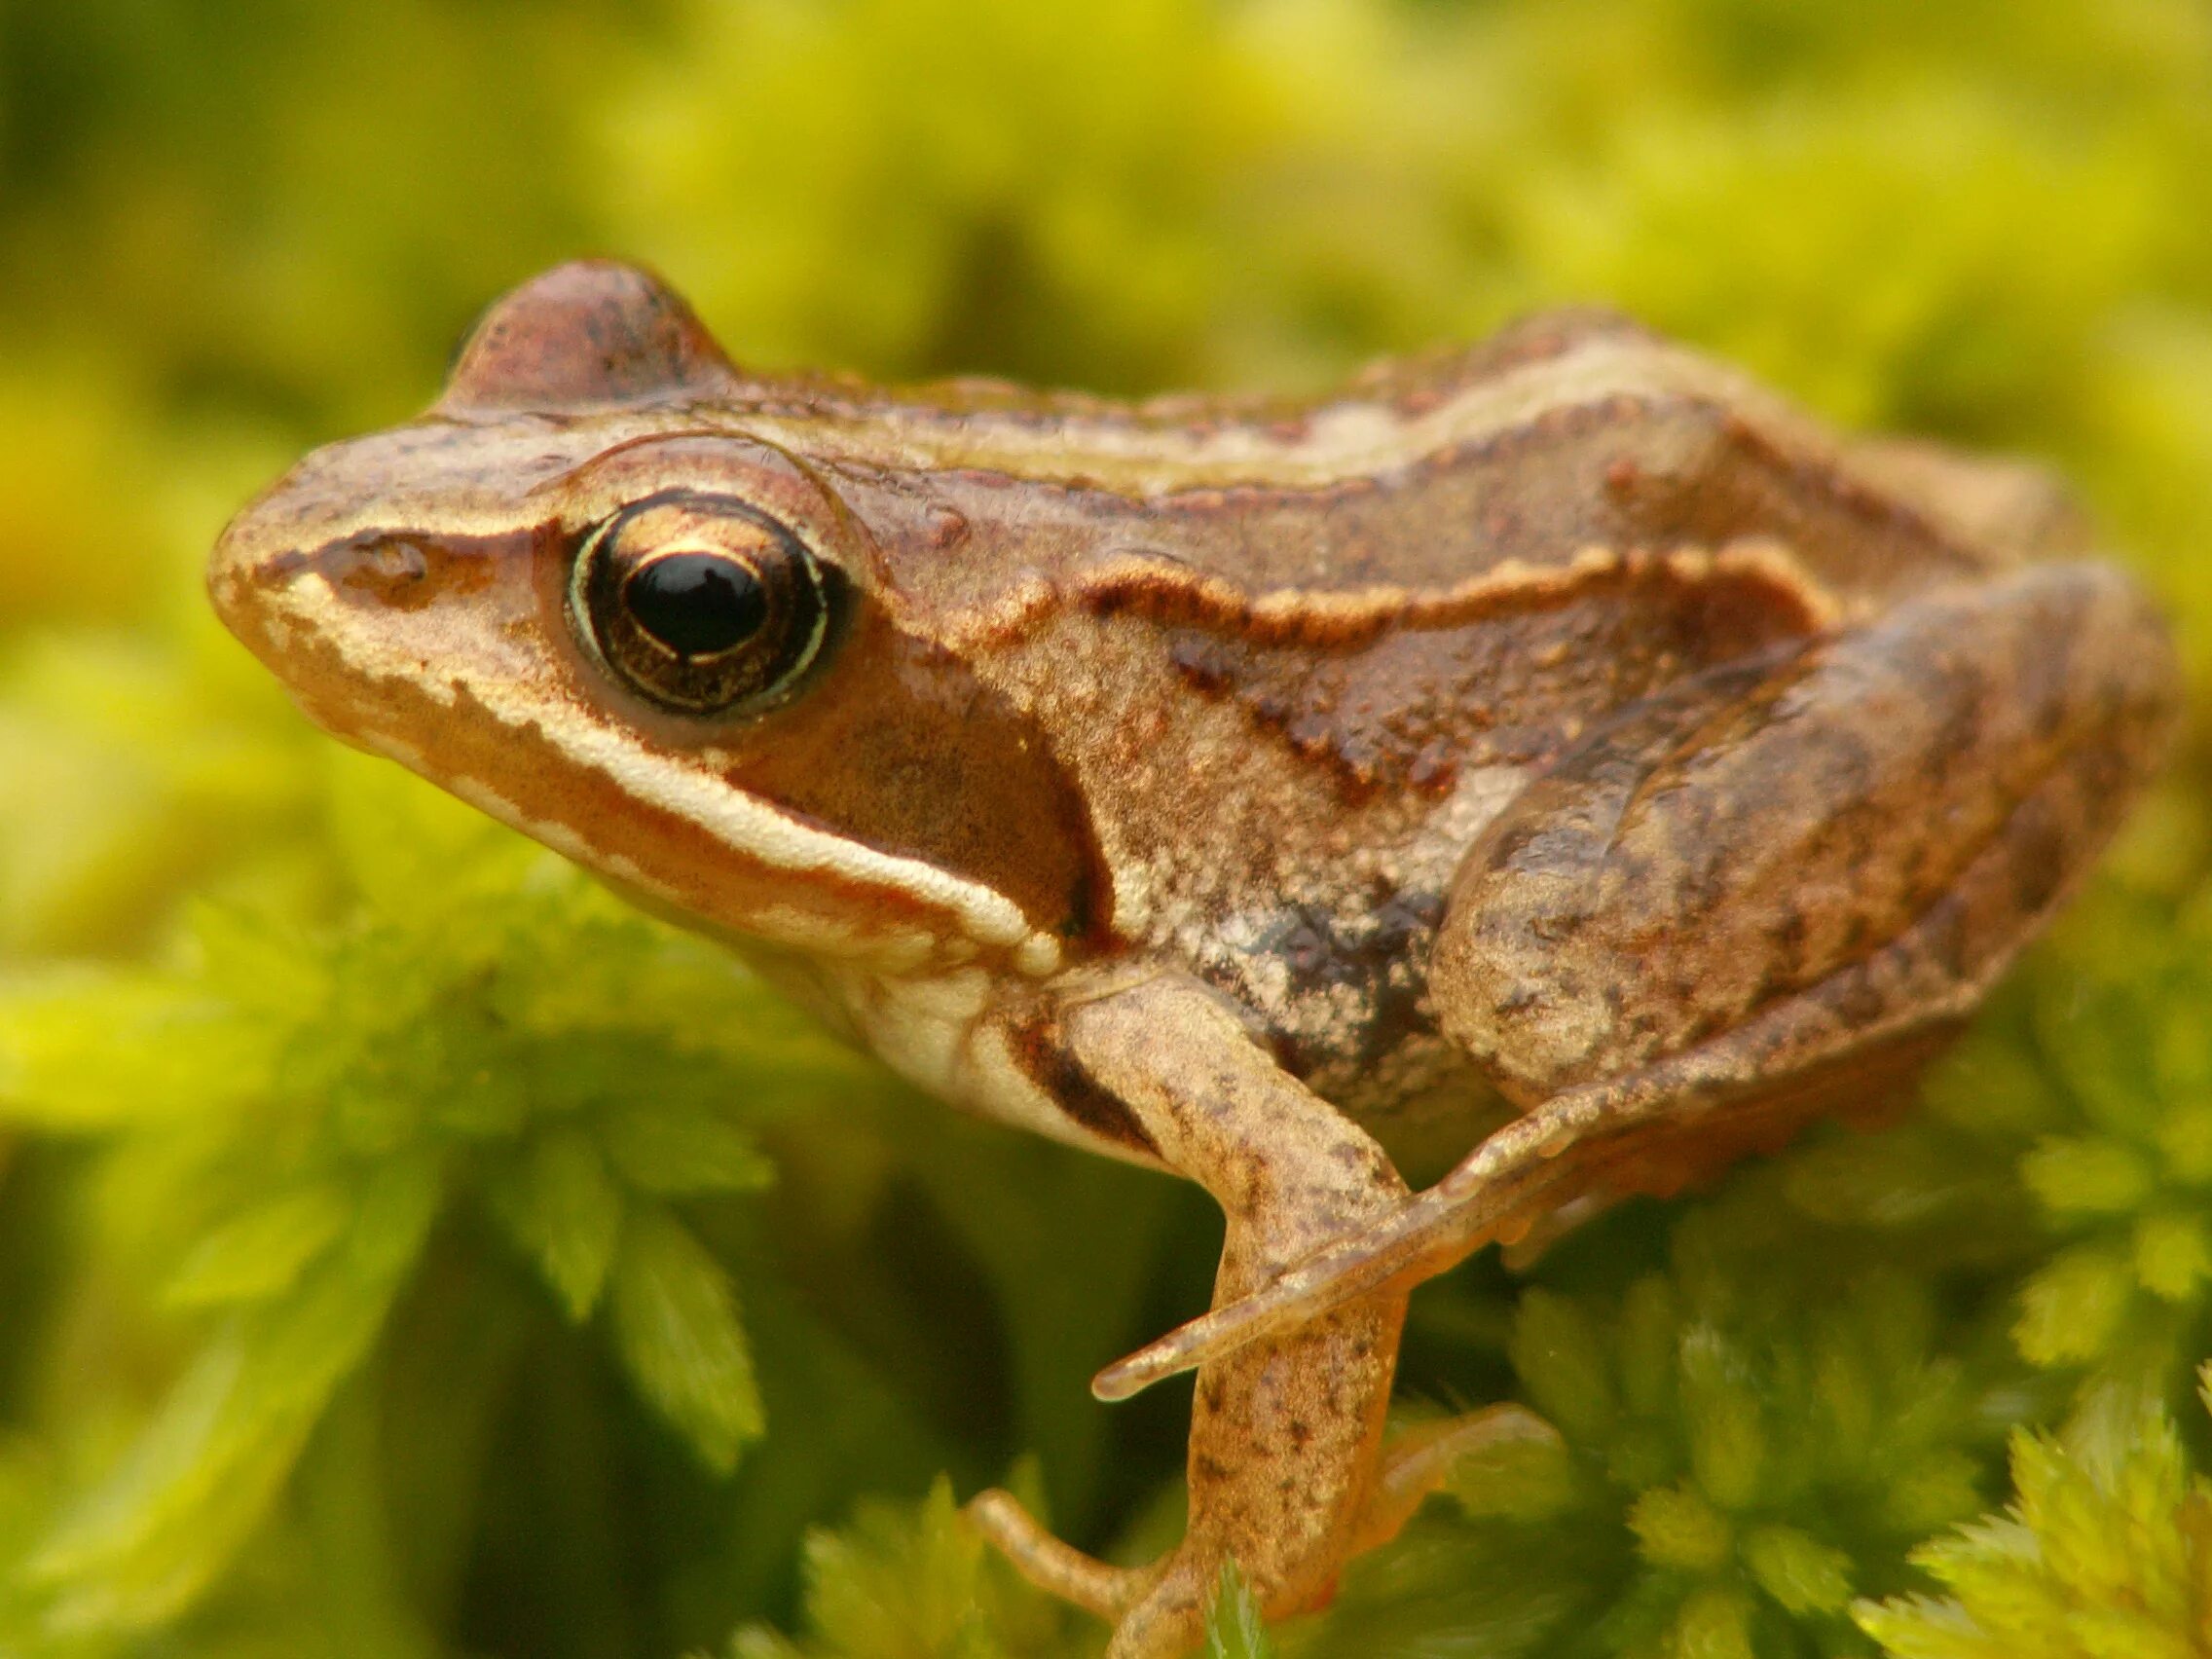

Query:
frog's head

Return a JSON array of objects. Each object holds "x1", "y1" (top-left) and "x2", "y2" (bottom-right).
[{"x1": 210, "y1": 261, "x2": 1092, "y2": 977}]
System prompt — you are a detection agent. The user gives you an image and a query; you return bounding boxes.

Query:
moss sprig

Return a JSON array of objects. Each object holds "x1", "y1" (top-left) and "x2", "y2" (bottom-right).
[
  {"x1": 1857, "y1": 1372, "x2": 2212, "y2": 1658},
  {"x1": 0, "y1": 754, "x2": 874, "y2": 1633}
]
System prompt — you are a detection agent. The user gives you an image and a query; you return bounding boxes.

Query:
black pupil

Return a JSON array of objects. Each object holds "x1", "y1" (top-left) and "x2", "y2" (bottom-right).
[{"x1": 624, "y1": 554, "x2": 767, "y2": 657}]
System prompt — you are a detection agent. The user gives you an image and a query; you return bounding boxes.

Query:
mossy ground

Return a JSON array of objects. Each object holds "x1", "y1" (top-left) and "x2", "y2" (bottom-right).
[{"x1": 0, "y1": 2, "x2": 2209, "y2": 1655}]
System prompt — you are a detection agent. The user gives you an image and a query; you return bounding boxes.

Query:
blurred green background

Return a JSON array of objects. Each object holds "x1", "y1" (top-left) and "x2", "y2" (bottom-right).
[{"x1": 1, "y1": 1, "x2": 2210, "y2": 1656}]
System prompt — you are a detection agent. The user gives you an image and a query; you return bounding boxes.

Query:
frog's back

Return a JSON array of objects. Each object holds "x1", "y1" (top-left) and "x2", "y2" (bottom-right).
[
  {"x1": 791, "y1": 313, "x2": 2073, "y2": 1125},
  {"x1": 765, "y1": 309, "x2": 2036, "y2": 616}
]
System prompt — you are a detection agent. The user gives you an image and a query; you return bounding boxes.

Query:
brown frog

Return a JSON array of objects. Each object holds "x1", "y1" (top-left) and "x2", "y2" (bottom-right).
[{"x1": 207, "y1": 262, "x2": 2181, "y2": 1656}]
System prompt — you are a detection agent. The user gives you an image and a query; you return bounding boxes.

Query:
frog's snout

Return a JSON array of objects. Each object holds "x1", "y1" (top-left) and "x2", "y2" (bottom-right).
[
  {"x1": 205, "y1": 499, "x2": 298, "y2": 660},
  {"x1": 205, "y1": 498, "x2": 441, "y2": 754},
  {"x1": 205, "y1": 433, "x2": 469, "y2": 679},
  {"x1": 203, "y1": 447, "x2": 399, "y2": 730}
]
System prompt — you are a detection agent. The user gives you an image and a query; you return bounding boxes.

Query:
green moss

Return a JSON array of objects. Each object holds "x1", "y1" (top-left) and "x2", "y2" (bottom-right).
[
  {"x1": 726, "y1": 1478, "x2": 1082, "y2": 1659},
  {"x1": 1, "y1": 0, "x2": 2209, "y2": 1654},
  {"x1": 0, "y1": 756, "x2": 860, "y2": 1631},
  {"x1": 1856, "y1": 1377, "x2": 2212, "y2": 1659}
]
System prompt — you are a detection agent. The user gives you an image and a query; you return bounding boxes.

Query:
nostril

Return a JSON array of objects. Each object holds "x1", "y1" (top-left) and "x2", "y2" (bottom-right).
[{"x1": 325, "y1": 532, "x2": 429, "y2": 593}]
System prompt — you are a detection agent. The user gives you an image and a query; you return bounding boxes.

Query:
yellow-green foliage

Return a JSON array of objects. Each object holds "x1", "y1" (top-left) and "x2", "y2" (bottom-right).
[
  {"x1": 1856, "y1": 1377, "x2": 2212, "y2": 1659},
  {"x1": 0, "y1": 1, "x2": 2209, "y2": 1656}
]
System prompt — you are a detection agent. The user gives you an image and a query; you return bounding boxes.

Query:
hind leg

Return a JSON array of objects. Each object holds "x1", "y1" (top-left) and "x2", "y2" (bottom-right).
[{"x1": 1095, "y1": 561, "x2": 2179, "y2": 1398}]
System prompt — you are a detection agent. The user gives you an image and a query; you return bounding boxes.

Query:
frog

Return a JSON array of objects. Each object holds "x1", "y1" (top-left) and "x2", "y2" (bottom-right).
[{"x1": 207, "y1": 261, "x2": 2181, "y2": 1657}]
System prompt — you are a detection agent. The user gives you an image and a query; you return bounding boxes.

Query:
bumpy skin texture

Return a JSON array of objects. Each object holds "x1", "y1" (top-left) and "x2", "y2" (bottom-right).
[
  {"x1": 1445, "y1": 563, "x2": 2166, "y2": 1106},
  {"x1": 207, "y1": 263, "x2": 2182, "y2": 1656}
]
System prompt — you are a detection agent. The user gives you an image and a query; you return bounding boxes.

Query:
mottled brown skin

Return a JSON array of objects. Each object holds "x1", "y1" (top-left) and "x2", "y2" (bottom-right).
[{"x1": 207, "y1": 262, "x2": 2182, "y2": 1656}]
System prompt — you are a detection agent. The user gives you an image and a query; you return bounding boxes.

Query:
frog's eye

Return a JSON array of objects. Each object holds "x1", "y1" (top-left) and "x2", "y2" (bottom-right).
[{"x1": 571, "y1": 493, "x2": 840, "y2": 715}]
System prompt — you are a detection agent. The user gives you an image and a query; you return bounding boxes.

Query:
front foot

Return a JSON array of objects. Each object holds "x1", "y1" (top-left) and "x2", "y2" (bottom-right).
[
  {"x1": 969, "y1": 1403, "x2": 1557, "y2": 1656},
  {"x1": 1105, "y1": 1550, "x2": 1245, "y2": 1659},
  {"x1": 966, "y1": 1489, "x2": 1150, "y2": 1625},
  {"x1": 964, "y1": 1487, "x2": 1221, "y2": 1659},
  {"x1": 970, "y1": 973, "x2": 1551, "y2": 1654}
]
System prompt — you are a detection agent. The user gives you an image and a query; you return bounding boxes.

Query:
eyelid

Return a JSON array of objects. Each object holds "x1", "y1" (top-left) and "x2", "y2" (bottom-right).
[{"x1": 523, "y1": 427, "x2": 728, "y2": 507}]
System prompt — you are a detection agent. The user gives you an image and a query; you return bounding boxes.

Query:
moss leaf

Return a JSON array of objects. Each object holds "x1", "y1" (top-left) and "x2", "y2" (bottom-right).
[{"x1": 611, "y1": 1206, "x2": 762, "y2": 1473}]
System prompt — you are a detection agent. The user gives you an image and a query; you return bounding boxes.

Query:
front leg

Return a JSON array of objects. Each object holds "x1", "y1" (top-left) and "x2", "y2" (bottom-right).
[
  {"x1": 1096, "y1": 560, "x2": 2181, "y2": 1397},
  {"x1": 970, "y1": 971, "x2": 1449, "y2": 1656}
]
